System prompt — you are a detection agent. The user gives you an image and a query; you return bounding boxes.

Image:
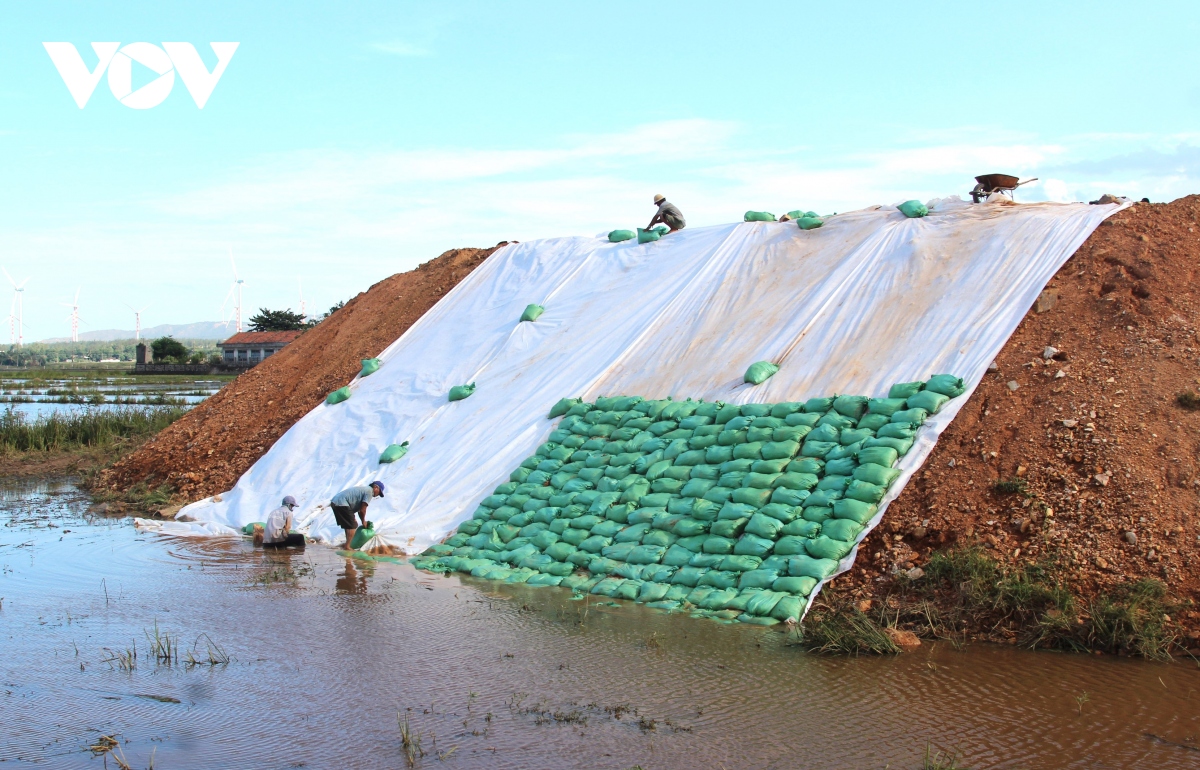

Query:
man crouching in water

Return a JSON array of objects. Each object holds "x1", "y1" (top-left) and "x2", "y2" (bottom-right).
[{"x1": 262, "y1": 495, "x2": 305, "y2": 549}]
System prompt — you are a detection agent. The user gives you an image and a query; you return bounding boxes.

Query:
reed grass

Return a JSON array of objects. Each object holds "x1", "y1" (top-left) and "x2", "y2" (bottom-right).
[{"x1": 0, "y1": 405, "x2": 184, "y2": 453}]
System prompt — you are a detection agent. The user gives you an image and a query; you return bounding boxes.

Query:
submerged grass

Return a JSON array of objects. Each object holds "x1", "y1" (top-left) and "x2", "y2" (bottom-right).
[
  {"x1": 806, "y1": 547, "x2": 1189, "y2": 660},
  {"x1": 0, "y1": 405, "x2": 185, "y2": 453}
]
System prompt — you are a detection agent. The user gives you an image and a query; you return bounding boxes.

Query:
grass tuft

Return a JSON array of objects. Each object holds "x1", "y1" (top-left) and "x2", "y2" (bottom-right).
[
  {"x1": 1176, "y1": 391, "x2": 1200, "y2": 411},
  {"x1": 992, "y1": 477, "x2": 1028, "y2": 495},
  {"x1": 796, "y1": 605, "x2": 901, "y2": 655}
]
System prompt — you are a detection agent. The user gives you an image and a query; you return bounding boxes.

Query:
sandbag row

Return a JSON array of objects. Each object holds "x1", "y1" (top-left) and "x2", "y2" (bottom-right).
[{"x1": 412, "y1": 375, "x2": 964, "y2": 625}]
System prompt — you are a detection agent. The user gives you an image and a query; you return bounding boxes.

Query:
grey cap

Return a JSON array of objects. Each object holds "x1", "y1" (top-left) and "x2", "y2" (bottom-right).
[{"x1": 282, "y1": 495, "x2": 297, "y2": 508}]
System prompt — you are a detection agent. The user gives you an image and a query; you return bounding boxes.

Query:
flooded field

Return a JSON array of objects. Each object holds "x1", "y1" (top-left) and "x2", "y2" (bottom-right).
[
  {"x1": 1, "y1": 480, "x2": 1198, "y2": 769},
  {"x1": 0, "y1": 370, "x2": 230, "y2": 416}
]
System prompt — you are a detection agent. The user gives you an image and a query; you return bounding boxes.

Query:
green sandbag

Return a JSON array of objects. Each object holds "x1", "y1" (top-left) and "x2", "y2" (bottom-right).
[
  {"x1": 699, "y1": 570, "x2": 738, "y2": 589},
  {"x1": 636, "y1": 227, "x2": 661, "y2": 244},
  {"x1": 824, "y1": 457, "x2": 856, "y2": 476},
  {"x1": 520, "y1": 304, "x2": 545, "y2": 322},
  {"x1": 789, "y1": 554, "x2": 839, "y2": 579},
  {"x1": 772, "y1": 536, "x2": 810, "y2": 556},
  {"x1": 832, "y1": 395, "x2": 868, "y2": 420},
  {"x1": 360, "y1": 358, "x2": 381, "y2": 377},
  {"x1": 854, "y1": 463, "x2": 901, "y2": 487},
  {"x1": 780, "y1": 519, "x2": 821, "y2": 537},
  {"x1": 744, "y1": 513, "x2": 783, "y2": 539},
  {"x1": 560, "y1": 574, "x2": 593, "y2": 591},
  {"x1": 774, "y1": 472, "x2": 818, "y2": 491},
  {"x1": 545, "y1": 542, "x2": 576, "y2": 561},
  {"x1": 773, "y1": 575, "x2": 817, "y2": 595},
  {"x1": 822, "y1": 518, "x2": 864, "y2": 542},
  {"x1": 628, "y1": 544, "x2": 666, "y2": 564},
  {"x1": 671, "y1": 566, "x2": 708, "y2": 586},
  {"x1": 591, "y1": 577, "x2": 626, "y2": 597},
  {"x1": 711, "y1": 519, "x2": 747, "y2": 540},
  {"x1": 888, "y1": 381, "x2": 923, "y2": 399},
  {"x1": 734, "y1": 533, "x2": 775, "y2": 557},
  {"x1": 241, "y1": 521, "x2": 266, "y2": 535},
  {"x1": 744, "y1": 361, "x2": 779, "y2": 385},
  {"x1": 745, "y1": 590, "x2": 785, "y2": 617},
  {"x1": 615, "y1": 580, "x2": 642, "y2": 601},
  {"x1": 663, "y1": 543, "x2": 694, "y2": 566},
  {"x1": 578, "y1": 535, "x2": 612, "y2": 553},
  {"x1": 637, "y1": 581, "x2": 671, "y2": 602},
  {"x1": 889, "y1": 408, "x2": 928, "y2": 425},
  {"x1": 676, "y1": 535, "x2": 708, "y2": 552},
  {"x1": 726, "y1": 588, "x2": 761, "y2": 611},
  {"x1": 857, "y1": 445, "x2": 899, "y2": 466},
  {"x1": 644, "y1": 564, "x2": 676, "y2": 583},
  {"x1": 527, "y1": 573, "x2": 565, "y2": 586},
  {"x1": 348, "y1": 524, "x2": 376, "y2": 550},
  {"x1": 690, "y1": 552, "x2": 725, "y2": 569},
  {"x1": 448, "y1": 382, "x2": 476, "y2": 401},
  {"x1": 925, "y1": 373, "x2": 966, "y2": 398},
  {"x1": 702, "y1": 536, "x2": 737, "y2": 554},
  {"x1": 846, "y1": 479, "x2": 887, "y2": 504},
  {"x1": 700, "y1": 587, "x2": 740, "y2": 610},
  {"x1": 672, "y1": 517, "x2": 708, "y2": 537},
  {"x1": 865, "y1": 436, "x2": 914, "y2": 455},
  {"x1": 609, "y1": 229, "x2": 635, "y2": 243},
  {"x1": 771, "y1": 595, "x2": 806, "y2": 621},
  {"x1": 806, "y1": 535, "x2": 853, "y2": 561},
  {"x1": 744, "y1": 211, "x2": 777, "y2": 222},
  {"x1": 898, "y1": 200, "x2": 928, "y2": 218},
  {"x1": 737, "y1": 568, "x2": 779, "y2": 590},
  {"x1": 771, "y1": 487, "x2": 809, "y2": 507},
  {"x1": 731, "y1": 487, "x2": 772, "y2": 508},
  {"x1": 647, "y1": 599, "x2": 682, "y2": 610},
  {"x1": 738, "y1": 613, "x2": 781, "y2": 626},
  {"x1": 804, "y1": 397, "x2": 834, "y2": 413},
  {"x1": 720, "y1": 554, "x2": 762, "y2": 572},
  {"x1": 907, "y1": 390, "x2": 949, "y2": 414},
  {"x1": 796, "y1": 216, "x2": 824, "y2": 230},
  {"x1": 832, "y1": 498, "x2": 878, "y2": 525},
  {"x1": 744, "y1": 472, "x2": 777, "y2": 490},
  {"x1": 325, "y1": 386, "x2": 351, "y2": 405},
  {"x1": 758, "y1": 502, "x2": 799, "y2": 523},
  {"x1": 761, "y1": 440, "x2": 800, "y2": 461},
  {"x1": 686, "y1": 586, "x2": 716, "y2": 606},
  {"x1": 379, "y1": 441, "x2": 410, "y2": 464}
]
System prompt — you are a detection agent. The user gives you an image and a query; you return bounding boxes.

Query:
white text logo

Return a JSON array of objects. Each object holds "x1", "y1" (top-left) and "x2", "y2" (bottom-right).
[{"x1": 43, "y1": 42, "x2": 239, "y2": 109}]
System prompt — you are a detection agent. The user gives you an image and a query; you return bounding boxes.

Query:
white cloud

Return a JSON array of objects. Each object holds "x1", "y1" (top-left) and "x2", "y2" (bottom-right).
[{"x1": 8, "y1": 124, "x2": 1200, "y2": 338}]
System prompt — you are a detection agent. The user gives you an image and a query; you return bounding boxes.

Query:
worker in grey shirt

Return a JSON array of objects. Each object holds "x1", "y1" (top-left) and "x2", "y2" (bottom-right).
[
  {"x1": 648, "y1": 194, "x2": 686, "y2": 232},
  {"x1": 330, "y1": 481, "x2": 385, "y2": 549}
]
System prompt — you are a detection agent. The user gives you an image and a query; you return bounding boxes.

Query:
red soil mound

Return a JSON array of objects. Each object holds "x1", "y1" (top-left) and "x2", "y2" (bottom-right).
[
  {"x1": 97, "y1": 245, "x2": 501, "y2": 499},
  {"x1": 851, "y1": 196, "x2": 1200, "y2": 616}
]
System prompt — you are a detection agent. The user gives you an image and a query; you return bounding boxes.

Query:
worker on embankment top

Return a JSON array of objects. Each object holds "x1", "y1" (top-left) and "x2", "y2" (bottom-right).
[
  {"x1": 647, "y1": 194, "x2": 686, "y2": 233},
  {"x1": 263, "y1": 495, "x2": 305, "y2": 549},
  {"x1": 330, "y1": 481, "x2": 385, "y2": 549}
]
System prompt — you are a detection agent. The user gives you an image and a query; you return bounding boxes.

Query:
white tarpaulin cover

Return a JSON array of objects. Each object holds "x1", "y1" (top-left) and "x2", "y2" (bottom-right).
[{"x1": 176, "y1": 196, "x2": 1127, "y2": 578}]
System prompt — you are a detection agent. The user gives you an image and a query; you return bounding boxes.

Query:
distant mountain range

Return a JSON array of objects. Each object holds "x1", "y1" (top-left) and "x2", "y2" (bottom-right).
[{"x1": 41, "y1": 321, "x2": 233, "y2": 343}]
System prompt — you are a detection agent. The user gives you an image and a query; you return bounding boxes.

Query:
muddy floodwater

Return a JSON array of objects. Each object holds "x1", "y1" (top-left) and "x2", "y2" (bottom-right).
[{"x1": 2, "y1": 481, "x2": 1198, "y2": 769}]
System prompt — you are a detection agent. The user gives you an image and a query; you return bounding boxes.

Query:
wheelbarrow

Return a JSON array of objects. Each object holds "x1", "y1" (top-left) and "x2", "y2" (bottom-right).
[{"x1": 971, "y1": 173, "x2": 1038, "y2": 203}]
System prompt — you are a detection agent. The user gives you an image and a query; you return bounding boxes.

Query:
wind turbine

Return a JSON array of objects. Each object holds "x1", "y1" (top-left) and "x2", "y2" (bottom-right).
[
  {"x1": 221, "y1": 248, "x2": 246, "y2": 333},
  {"x1": 2, "y1": 268, "x2": 30, "y2": 347},
  {"x1": 123, "y1": 302, "x2": 150, "y2": 340},
  {"x1": 60, "y1": 288, "x2": 83, "y2": 343}
]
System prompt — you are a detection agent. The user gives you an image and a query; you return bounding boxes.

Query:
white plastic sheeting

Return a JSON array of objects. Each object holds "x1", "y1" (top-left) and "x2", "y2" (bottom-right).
[{"x1": 177, "y1": 197, "x2": 1127, "y2": 575}]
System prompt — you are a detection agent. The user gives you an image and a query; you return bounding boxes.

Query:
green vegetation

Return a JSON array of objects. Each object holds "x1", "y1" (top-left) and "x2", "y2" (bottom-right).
[
  {"x1": 992, "y1": 477, "x2": 1028, "y2": 495},
  {"x1": 0, "y1": 405, "x2": 185, "y2": 453},
  {"x1": 802, "y1": 546, "x2": 1189, "y2": 660},
  {"x1": 248, "y1": 307, "x2": 307, "y2": 332},
  {"x1": 1175, "y1": 391, "x2": 1200, "y2": 410},
  {"x1": 0, "y1": 338, "x2": 219, "y2": 367}
]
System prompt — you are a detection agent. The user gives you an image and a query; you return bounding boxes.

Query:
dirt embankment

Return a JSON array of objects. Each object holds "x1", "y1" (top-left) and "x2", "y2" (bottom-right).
[
  {"x1": 838, "y1": 195, "x2": 1200, "y2": 639},
  {"x1": 103, "y1": 198, "x2": 1200, "y2": 636},
  {"x1": 96, "y1": 245, "x2": 501, "y2": 499}
]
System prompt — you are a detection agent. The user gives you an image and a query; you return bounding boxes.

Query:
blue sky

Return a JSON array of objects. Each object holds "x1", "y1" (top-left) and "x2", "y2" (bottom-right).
[{"x1": 2, "y1": 1, "x2": 1198, "y2": 341}]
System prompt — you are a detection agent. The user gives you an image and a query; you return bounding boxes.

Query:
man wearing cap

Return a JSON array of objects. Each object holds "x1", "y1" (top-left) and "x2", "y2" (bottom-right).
[
  {"x1": 262, "y1": 495, "x2": 305, "y2": 549},
  {"x1": 330, "y1": 481, "x2": 385, "y2": 549},
  {"x1": 647, "y1": 194, "x2": 686, "y2": 233}
]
